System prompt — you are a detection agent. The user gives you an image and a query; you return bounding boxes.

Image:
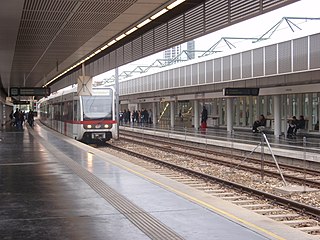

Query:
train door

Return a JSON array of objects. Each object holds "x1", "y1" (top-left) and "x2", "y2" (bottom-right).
[{"x1": 73, "y1": 98, "x2": 81, "y2": 140}]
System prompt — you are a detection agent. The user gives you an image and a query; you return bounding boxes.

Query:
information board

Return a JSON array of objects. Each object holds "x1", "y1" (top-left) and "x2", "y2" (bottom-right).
[
  {"x1": 10, "y1": 87, "x2": 50, "y2": 96},
  {"x1": 223, "y1": 88, "x2": 259, "y2": 96}
]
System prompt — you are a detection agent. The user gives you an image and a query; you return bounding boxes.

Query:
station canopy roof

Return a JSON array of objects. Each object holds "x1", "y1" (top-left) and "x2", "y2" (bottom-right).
[{"x1": 0, "y1": 0, "x2": 185, "y2": 93}]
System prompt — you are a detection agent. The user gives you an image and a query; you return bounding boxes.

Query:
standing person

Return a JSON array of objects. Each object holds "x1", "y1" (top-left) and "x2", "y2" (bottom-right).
[
  {"x1": 13, "y1": 109, "x2": 20, "y2": 129},
  {"x1": 28, "y1": 110, "x2": 34, "y2": 127},
  {"x1": 201, "y1": 105, "x2": 208, "y2": 129}
]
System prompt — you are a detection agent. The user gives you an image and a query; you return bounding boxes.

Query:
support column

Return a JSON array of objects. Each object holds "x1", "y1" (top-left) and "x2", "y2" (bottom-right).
[
  {"x1": 263, "y1": 96, "x2": 268, "y2": 116},
  {"x1": 170, "y1": 101, "x2": 175, "y2": 128},
  {"x1": 218, "y1": 99, "x2": 223, "y2": 125},
  {"x1": 152, "y1": 102, "x2": 157, "y2": 125},
  {"x1": 227, "y1": 98, "x2": 233, "y2": 133},
  {"x1": 242, "y1": 97, "x2": 247, "y2": 126},
  {"x1": 288, "y1": 95, "x2": 293, "y2": 117},
  {"x1": 307, "y1": 93, "x2": 312, "y2": 131},
  {"x1": 283, "y1": 95, "x2": 287, "y2": 138},
  {"x1": 248, "y1": 96, "x2": 253, "y2": 127},
  {"x1": 274, "y1": 95, "x2": 281, "y2": 138},
  {"x1": 235, "y1": 98, "x2": 240, "y2": 126},
  {"x1": 194, "y1": 100, "x2": 199, "y2": 130},
  {"x1": 318, "y1": 93, "x2": 320, "y2": 133},
  {"x1": 297, "y1": 93, "x2": 303, "y2": 116},
  {"x1": 212, "y1": 99, "x2": 218, "y2": 126}
]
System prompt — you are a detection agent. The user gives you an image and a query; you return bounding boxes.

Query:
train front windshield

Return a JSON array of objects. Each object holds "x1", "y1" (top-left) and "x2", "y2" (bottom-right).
[{"x1": 82, "y1": 95, "x2": 113, "y2": 120}]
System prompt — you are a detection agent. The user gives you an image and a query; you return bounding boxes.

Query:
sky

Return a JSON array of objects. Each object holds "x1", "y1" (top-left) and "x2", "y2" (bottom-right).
[{"x1": 93, "y1": 0, "x2": 320, "y2": 84}]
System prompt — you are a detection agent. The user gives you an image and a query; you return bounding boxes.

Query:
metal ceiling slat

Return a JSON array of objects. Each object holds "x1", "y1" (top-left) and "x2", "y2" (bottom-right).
[
  {"x1": 168, "y1": 15, "x2": 184, "y2": 46},
  {"x1": 9, "y1": 0, "x2": 297, "y2": 90},
  {"x1": 185, "y1": 4, "x2": 204, "y2": 39}
]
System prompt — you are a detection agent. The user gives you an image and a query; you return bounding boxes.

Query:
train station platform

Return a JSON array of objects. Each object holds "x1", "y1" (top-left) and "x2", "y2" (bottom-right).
[
  {"x1": 0, "y1": 123, "x2": 317, "y2": 240},
  {"x1": 120, "y1": 124, "x2": 320, "y2": 167}
]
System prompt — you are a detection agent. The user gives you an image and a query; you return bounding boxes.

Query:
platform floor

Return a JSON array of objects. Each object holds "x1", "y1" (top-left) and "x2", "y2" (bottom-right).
[{"x1": 0, "y1": 124, "x2": 317, "y2": 239}]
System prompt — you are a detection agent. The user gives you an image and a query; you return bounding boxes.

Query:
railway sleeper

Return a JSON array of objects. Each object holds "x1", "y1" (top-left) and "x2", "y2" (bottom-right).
[
  {"x1": 268, "y1": 213, "x2": 301, "y2": 220},
  {"x1": 280, "y1": 219, "x2": 318, "y2": 227},
  {"x1": 297, "y1": 226, "x2": 320, "y2": 234},
  {"x1": 241, "y1": 204, "x2": 271, "y2": 209},
  {"x1": 254, "y1": 208, "x2": 286, "y2": 214}
]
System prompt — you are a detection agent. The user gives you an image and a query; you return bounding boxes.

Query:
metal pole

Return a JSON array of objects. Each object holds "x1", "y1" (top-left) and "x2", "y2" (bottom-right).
[
  {"x1": 261, "y1": 132, "x2": 265, "y2": 182},
  {"x1": 262, "y1": 133, "x2": 287, "y2": 186},
  {"x1": 115, "y1": 67, "x2": 119, "y2": 140}
]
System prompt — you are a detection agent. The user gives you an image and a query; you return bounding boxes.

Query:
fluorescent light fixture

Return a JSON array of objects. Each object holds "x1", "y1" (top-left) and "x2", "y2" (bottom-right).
[
  {"x1": 107, "y1": 39, "x2": 117, "y2": 46},
  {"x1": 116, "y1": 33, "x2": 126, "y2": 41},
  {"x1": 100, "y1": 45, "x2": 108, "y2": 51},
  {"x1": 167, "y1": 0, "x2": 185, "y2": 10},
  {"x1": 137, "y1": 18, "x2": 151, "y2": 28},
  {"x1": 94, "y1": 49, "x2": 101, "y2": 55},
  {"x1": 126, "y1": 27, "x2": 137, "y2": 35},
  {"x1": 150, "y1": 8, "x2": 168, "y2": 20}
]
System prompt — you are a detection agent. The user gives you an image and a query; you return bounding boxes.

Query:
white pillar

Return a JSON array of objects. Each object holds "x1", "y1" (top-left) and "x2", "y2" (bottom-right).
[
  {"x1": 263, "y1": 96, "x2": 268, "y2": 116},
  {"x1": 235, "y1": 98, "x2": 240, "y2": 126},
  {"x1": 115, "y1": 67, "x2": 119, "y2": 139},
  {"x1": 242, "y1": 97, "x2": 247, "y2": 126},
  {"x1": 170, "y1": 101, "x2": 175, "y2": 128},
  {"x1": 307, "y1": 93, "x2": 312, "y2": 131},
  {"x1": 194, "y1": 100, "x2": 199, "y2": 130},
  {"x1": 152, "y1": 102, "x2": 157, "y2": 125},
  {"x1": 297, "y1": 93, "x2": 303, "y2": 116},
  {"x1": 248, "y1": 96, "x2": 253, "y2": 127},
  {"x1": 283, "y1": 95, "x2": 287, "y2": 138},
  {"x1": 318, "y1": 93, "x2": 320, "y2": 132},
  {"x1": 218, "y1": 99, "x2": 223, "y2": 125},
  {"x1": 274, "y1": 95, "x2": 281, "y2": 138},
  {"x1": 227, "y1": 98, "x2": 233, "y2": 133},
  {"x1": 212, "y1": 99, "x2": 218, "y2": 126},
  {"x1": 288, "y1": 95, "x2": 293, "y2": 117}
]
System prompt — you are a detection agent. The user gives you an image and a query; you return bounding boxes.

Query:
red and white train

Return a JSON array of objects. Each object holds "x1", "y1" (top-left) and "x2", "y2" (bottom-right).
[{"x1": 38, "y1": 86, "x2": 116, "y2": 143}]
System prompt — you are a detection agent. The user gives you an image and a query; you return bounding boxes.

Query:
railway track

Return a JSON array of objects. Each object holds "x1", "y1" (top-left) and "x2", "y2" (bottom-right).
[
  {"x1": 119, "y1": 130, "x2": 320, "y2": 189},
  {"x1": 102, "y1": 141, "x2": 320, "y2": 235}
]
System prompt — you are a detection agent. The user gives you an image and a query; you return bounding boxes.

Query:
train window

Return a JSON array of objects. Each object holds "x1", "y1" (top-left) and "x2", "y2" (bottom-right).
[{"x1": 82, "y1": 96, "x2": 113, "y2": 120}]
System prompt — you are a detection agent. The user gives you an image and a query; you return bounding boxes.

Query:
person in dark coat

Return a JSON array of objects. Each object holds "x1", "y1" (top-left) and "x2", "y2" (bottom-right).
[{"x1": 252, "y1": 114, "x2": 266, "y2": 133}]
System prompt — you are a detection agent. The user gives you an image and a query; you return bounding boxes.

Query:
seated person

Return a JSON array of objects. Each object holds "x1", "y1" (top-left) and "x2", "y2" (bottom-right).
[
  {"x1": 287, "y1": 116, "x2": 298, "y2": 137},
  {"x1": 252, "y1": 114, "x2": 266, "y2": 133}
]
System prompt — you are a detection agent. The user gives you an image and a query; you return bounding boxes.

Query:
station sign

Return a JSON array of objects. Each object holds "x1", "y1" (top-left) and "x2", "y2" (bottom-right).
[
  {"x1": 13, "y1": 101, "x2": 30, "y2": 105},
  {"x1": 223, "y1": 88, "x2": 259, "y2": 96},
  {"x1": 10, "y1": 87, "x2": 50, "y2": 97}
]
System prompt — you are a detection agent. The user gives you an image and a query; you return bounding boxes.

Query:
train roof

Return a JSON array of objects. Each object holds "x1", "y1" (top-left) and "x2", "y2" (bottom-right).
[{"x1": 38, "y1": 85, "x2": 113, "y2": 104}]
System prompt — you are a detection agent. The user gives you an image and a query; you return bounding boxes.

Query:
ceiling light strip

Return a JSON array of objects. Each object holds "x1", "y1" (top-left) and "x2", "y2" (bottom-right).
[{"x1": 46, "y1": 0, "x2": 186, "y2": 87}]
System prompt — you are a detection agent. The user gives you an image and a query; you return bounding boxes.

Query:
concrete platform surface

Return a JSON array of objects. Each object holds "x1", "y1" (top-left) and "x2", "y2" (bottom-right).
[{"x1": 0, "y1": 124, "x2": 317, "y2": 240}]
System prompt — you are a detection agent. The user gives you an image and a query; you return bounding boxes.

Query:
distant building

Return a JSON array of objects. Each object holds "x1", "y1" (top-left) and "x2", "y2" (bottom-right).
[
  {"x1": 187, "y1": 40, "x2": 195, "y2": 59},
  {"x1": 163, "y1": 40, "x2": 195, "y2": 64},
  {"x1": 164, "y1": 45, "x2": 181, "y2": 64}
]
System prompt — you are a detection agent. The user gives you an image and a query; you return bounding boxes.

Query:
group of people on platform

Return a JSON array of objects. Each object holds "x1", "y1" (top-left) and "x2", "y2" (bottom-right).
[
  {"x1": 252, "y1": 113, "x2": 306, "y2": 136},
  {"x1": 9, "y1": 109, "x2": 34, "y2": 130},
  {"x1": 120, "y1": 108, "x2": 153, "y2": 125}
]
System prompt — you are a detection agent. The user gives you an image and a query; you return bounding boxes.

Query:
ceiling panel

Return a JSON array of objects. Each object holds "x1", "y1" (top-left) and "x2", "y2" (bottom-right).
[{"x1": 1, "y1": 0, "x2": 171, "y2": 91}]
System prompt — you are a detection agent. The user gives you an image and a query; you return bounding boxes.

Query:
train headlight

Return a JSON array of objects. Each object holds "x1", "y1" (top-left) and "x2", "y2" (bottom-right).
[
  {"x1": 104, "y1": 124, "x2": 109, "y2": 128},
  {"x1": 87, "y1": 125, "x2": 92, "y2": 129}
]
